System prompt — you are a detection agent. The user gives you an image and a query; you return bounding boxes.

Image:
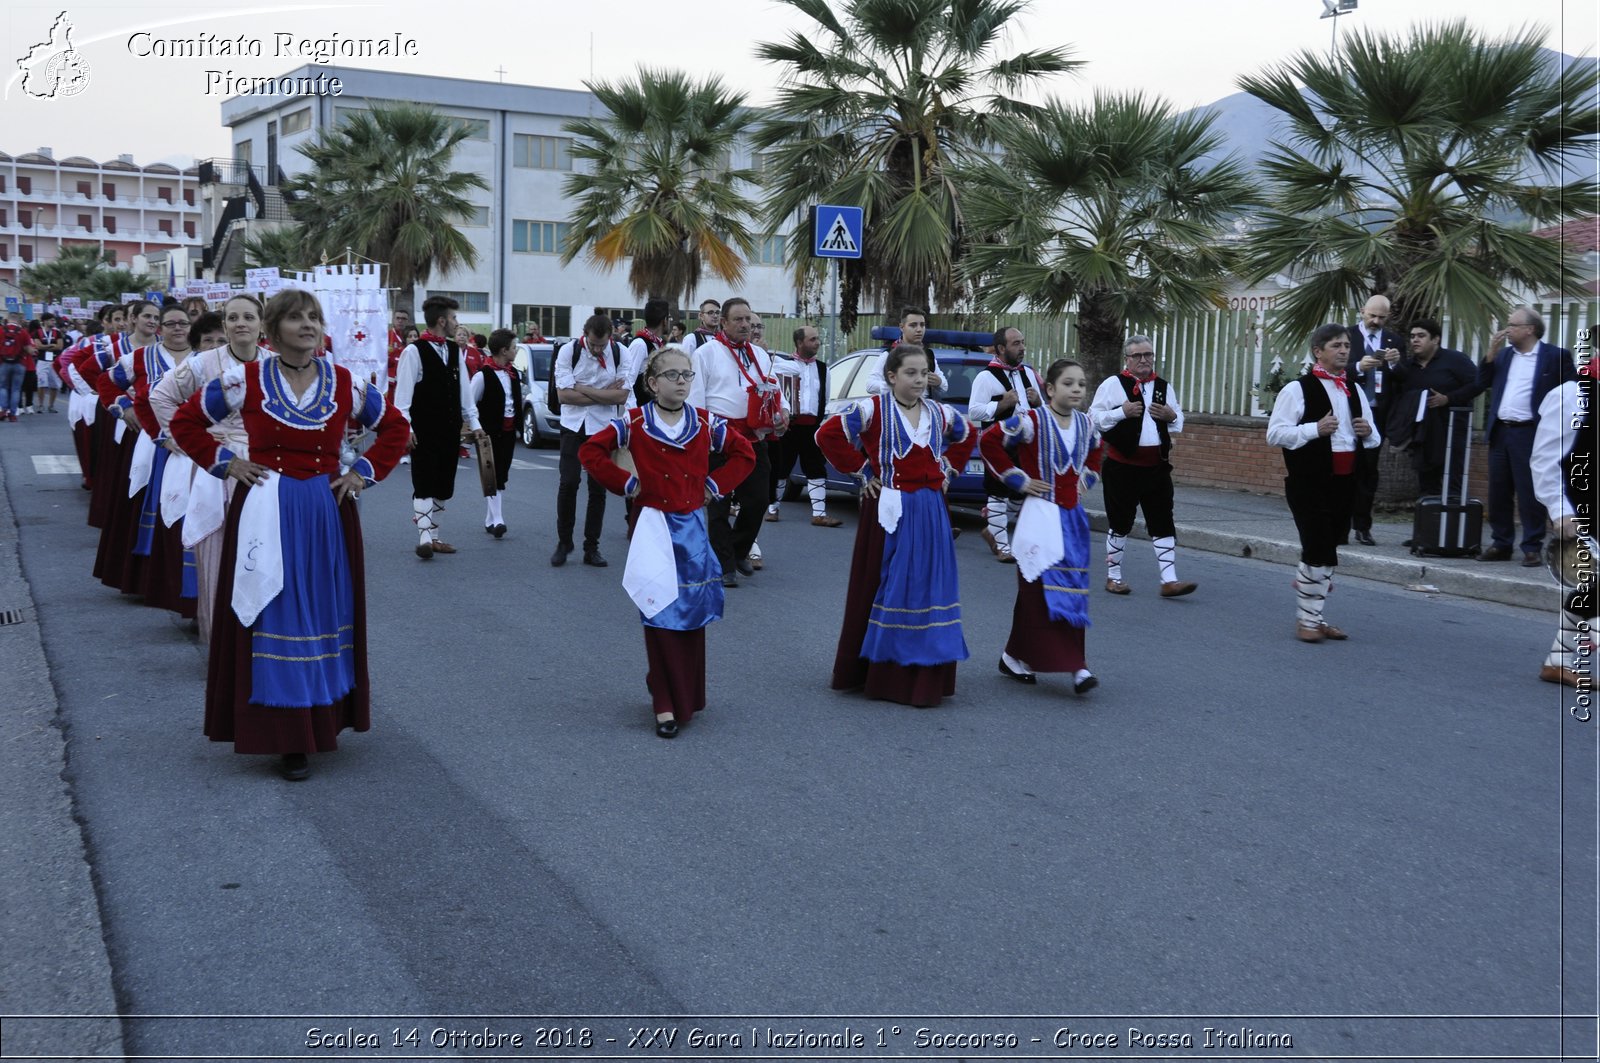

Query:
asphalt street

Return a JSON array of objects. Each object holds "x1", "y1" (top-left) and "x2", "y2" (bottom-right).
[{"x1": 2, "y1": 410, "x2": 1595, "y2": 1063}]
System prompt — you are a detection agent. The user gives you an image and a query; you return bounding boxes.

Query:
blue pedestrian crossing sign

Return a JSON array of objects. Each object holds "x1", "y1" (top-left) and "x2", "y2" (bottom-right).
[{"x1": 810, "y1": 204, "x2": 864, "y2": 260}]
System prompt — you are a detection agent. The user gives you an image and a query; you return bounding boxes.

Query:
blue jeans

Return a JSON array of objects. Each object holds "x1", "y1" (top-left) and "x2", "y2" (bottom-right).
[
  {"x1": 1486, "y1": 422, "x2": 1545, "y2": 554},
  {"x1": 0, "y1": 362, "x2": 24, "y2": 414}
]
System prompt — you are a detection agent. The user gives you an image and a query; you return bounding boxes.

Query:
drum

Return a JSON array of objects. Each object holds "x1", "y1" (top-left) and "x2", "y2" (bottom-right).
[{"x1": 475, "y1": 437, "x2": 498, "y2": 496}]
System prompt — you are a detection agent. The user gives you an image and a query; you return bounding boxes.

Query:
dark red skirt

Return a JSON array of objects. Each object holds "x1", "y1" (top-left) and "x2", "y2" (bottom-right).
[
  {"x1": 643, "y1": 626, "x2": 705, "y2": 721},
  {"x1": 86, "y1": 414, "x2": 120, "y2": 528},
  {"x1": 73, "y1": 419, "x2": 94, "y2": 491},
  {"x1": 1004, "y1": 568, "x2": 1086, "y2": 673},
  {"x1": 137, "y1": 514, "x2": 196, "y2": 618},
  {"x1": 204, "y1": 483, "x2": 371, "y2": 754},
  {"x1": 830, "y1": 496, "x2": 958, "y2": 708},
  {"x1": 92, "y1": 433, "x2": 144, "y2": 593}
]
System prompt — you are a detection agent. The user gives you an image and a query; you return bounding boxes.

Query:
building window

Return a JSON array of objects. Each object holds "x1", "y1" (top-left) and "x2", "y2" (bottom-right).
[
  {"x1": 19, "y1": 245, "x2": 33, "y2": 263},
  {"x1": 512, "y1": 304, "x2": 571, "y2": 338},
  {"x1": 77, "y1": 214, "x2": 92, "y2": 229},
  {"x1": 102, "y1": 183, "x2": 116, "y2": 201},
  {"x1": 183, "y1": 188, "x2": 195, "y2": 206},
  {"x1": 0, "y1": 176, "x2": 7, "y2": 192},
  {"x1": 158, "y1": 186, "x2": 173, "y2": 203},
  {"x1": 17, "y1": 176, "x2": 30, "y2": 194},
  {"x1": 459, "y1": 205, "x2": 489, "y2": 227},
  {"x1": 754, "y1": 234, "x2": 786, "y2": 265},
  {"x1": 512, "y1": 134, "x2": 572, "y2": 170},
  {"x1": 77, "y1": 180, "x2": 91, "y2": 196},
  {"x1": 235, "y1": 140, "x2": 253, "y2": 167},
  {"x1": 451, "y1": 117, "x2": 490, "y2": 140},
  {"x1": 281, "y1": 107, "x2": 312, "y2": 136},
  {"x1": 104, "y1": 216, "x2": 116, "y2": 234},
  {"x1": 158, "y1": 220, "x2": 173, "y2": 235},
  {"x1": 512, "y1": 219, "x2": 571, "y2": 254},
  {"x1": 0, "y1": 243, "x2": 8, "y2": 261},
  {"x1": 427, "y1": 290, "x2": 490, "y2": 313},
  {"x1": 104, "y1": 249, "x2": 117, "y2": 264},
  {"x1": 0, "y1": 209, "x2": 7, "y2": 225},
  {"x1": 184, "y1": 220, "x2": 196, "y2": 238},
  {"x1": 19, "y1": 210, "x2": 31, "y2": 229}
]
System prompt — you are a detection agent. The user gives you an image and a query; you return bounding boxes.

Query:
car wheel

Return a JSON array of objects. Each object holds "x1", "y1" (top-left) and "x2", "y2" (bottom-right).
[{"x1": 521, "y1": 410, "x2": 538, "y2": 448}]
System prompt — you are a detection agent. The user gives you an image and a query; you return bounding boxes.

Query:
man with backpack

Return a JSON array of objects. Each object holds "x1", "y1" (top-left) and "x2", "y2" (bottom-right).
[
  {"x1": 624, "y1": 299, "x2": 670, "y2": 409},
  {"x1": 0, "y1": 313, "x2": 35, "y2": 422},
  {"x1": 681, "y1": 299, "x2": 721, "y2": 354},
  {"x1": 550, "y1": 313, "x2": 629, "y2": 567}
]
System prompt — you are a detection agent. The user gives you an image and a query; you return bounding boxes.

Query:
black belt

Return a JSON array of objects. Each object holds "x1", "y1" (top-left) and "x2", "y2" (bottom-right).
[{"x1": 1499, "y1": 419, "x2": 1535, "y2": 427}]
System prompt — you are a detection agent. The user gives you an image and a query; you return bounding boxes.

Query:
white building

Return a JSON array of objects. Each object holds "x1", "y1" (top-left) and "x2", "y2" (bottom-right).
[{"x1": 215, "y1": 66, "x2": 799, "y2": 335}]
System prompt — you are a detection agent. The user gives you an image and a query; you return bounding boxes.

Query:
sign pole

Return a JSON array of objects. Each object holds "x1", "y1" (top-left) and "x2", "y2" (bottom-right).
[{"x1": 829, "y1": 259, "x2": 838, "y2": 361}]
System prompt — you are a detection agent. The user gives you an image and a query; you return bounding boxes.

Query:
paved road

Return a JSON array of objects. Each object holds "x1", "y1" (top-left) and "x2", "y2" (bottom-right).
[{"x1": 2, "y1": 413, "x2": 1594, "y2": 1062}]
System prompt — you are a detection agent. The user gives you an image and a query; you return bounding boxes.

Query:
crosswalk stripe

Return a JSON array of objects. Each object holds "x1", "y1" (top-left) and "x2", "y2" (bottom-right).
[{"x1": 32, "y1": 455, "x2": 83, "y2": 475}]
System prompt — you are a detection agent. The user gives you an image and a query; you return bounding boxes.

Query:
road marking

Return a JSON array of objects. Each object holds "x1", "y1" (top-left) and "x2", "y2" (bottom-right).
[
  {"x1": 510, "y1": 458, "x2": 555, "y2": 471},
  {"x1": 32, "y1": 455, "x2": 82, "y2": 475}
]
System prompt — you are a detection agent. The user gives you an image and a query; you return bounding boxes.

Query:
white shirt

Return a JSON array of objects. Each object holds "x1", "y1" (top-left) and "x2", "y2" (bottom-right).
[
  {"x1": 687, "y1": 337, "x2": 789, "y2": 423},
  {"x1": 772, "y1": 356, "x2": 823, "y2": 417},
  {"x1": 864, "y1": 348, "x2": 946, "y2": 396},
  {"x1": 1531, "y1": 380, "x2": 1586, "y2": 521},
  {"x1": 1090, "y1": 374, "x2": 1185, "y2": 444},
  {"x1": 1497, "y1": 345, "x2": 1540, "y2": 422},
  {"x1": 393, "y1": 340, "x2": 483, "y2": 431},
  {"x1": 622, "y1": 336, "x2": 655, "y2": 410},
  {"x1": 553, "y1": 337, "x2": 626, "y2": 434},
  {"x1": 468, "y1": 364, "x2": 517, "y2": 420},
  {"x1": 1266, "y1": 375, "x2": 1382, "y2": 452},
  {"x1": 967, "y1": 361, "x2": 1043, "y2": 424}
]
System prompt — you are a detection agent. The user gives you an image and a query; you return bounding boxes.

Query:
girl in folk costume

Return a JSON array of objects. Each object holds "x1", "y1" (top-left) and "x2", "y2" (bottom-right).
[
  {"x1": 469, "y1": 329, "x2": 522, "y2": 537},
  {"x1": 979, "y1": 359, "x2": 1105, "y2": 694},
  {"x1": 75, "y1": 306, "x2": 131, "y2": 521},
  {"x1": 60, "y1": 329, "x2": 102, "y2": 492},
  {"x1": 579, "y1": 347, "x2": 755, "y2": 738},
  {"x1": 123, "y1": 304, "x2": 202, "y2": 617},
  {"x1": 817, "y1": 344, "x2": 978, "y2": 708},
  {"x1": 87, "y1": 302, "x2": 161, "y2": 592},
  {"x1": 149, "y1": 300, "x2": 258, "y2": 648},
  {"x1": 169, "y1": 290, "x2": 409, "y2": 781}
]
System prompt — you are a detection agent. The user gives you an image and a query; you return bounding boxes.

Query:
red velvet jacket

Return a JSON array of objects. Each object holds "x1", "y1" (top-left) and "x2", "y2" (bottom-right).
[
  {"x1": 579, "y1": 404, "x2": 754, "y2": 513},
  {"x1": 817, "y1": 395, "x2": 976, "y2": 491},
  {"x1": 979, "y1": 408, "x2": 1103, "y2": 510}
]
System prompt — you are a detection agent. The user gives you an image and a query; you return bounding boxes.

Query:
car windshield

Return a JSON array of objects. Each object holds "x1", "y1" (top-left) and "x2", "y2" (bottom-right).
[
  {"x1": 526, "y1": 349, "x2": 552, "y2": 380},
  {"x1": 937, "y1": 359, "x2": 978, "y2": 404}
]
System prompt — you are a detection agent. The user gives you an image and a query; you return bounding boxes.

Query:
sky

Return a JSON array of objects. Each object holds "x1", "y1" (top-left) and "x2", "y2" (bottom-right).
[{"x1": 1, "y1": 0, "x2": 1595, "y2": 166}]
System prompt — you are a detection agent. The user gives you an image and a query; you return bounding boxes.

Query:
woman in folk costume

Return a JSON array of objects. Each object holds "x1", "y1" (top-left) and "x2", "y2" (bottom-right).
[
  {"x1": 468, "y1": 329, "x2": 522, "y2": 537},
  {"x1": 124, "y1": 304, "x2": 201, "y2": 617},
  {"x1": 87, "y1": 302, "x2": 161, "y2": 593},
  {"x1": 76, "y1": 305, "x2": 132, "y2": 524},
  {"x1": 579, "y1": 347, "x2": 755, "y2": 738},
  {"x1": 169, "y1": 289, "x2": 409, "y2": 781},
  {"x1": 980, "y1": 359, "x2": 1104, "y2": 694},
  {"x1": 817, "y1": 344, "x2": 978, "y2": 708},
  {"x1": 60, "y1": 330, "x2": 102, "y2": 493}
]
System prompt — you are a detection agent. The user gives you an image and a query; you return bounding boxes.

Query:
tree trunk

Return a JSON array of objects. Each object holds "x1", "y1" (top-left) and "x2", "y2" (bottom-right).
[
  {"x1": 1077, "y1": 291, "x2": 1126, "y2": 387},
  {"x1": 397, "y1": 283, "x2": 416, "y2": 320}
]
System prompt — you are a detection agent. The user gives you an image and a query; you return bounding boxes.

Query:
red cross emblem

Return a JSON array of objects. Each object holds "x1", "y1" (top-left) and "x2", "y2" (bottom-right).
[{"x1": 353, "y1": 330, "x2": 367, "y2": 342}]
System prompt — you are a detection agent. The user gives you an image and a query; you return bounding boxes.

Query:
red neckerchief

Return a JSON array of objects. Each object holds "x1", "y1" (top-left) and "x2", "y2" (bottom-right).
[
  {"x1": 637, "y1": 327, "x2": 661, "y2": 348},
  {"x1": 418, "y1": 331, "x2": 448, "y2": 344},
  {"x1": 716, "y1": 330, "x2": 754, "y2": 367},
  {"x1": 1312, "y1": 365, "x2": 1350, "y2": 395},
  {"x1": 1120, "y1": 369, "x2": 1152, "y2": 390},
  {"x1": 795, "y1": 351, "x2": 818, "y2": 364}
]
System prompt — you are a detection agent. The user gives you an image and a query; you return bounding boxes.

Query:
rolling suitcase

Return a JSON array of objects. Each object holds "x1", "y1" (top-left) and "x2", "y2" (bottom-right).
[{"x1": 1411, "y1": 406, "x2": 1483, "y2": 557}]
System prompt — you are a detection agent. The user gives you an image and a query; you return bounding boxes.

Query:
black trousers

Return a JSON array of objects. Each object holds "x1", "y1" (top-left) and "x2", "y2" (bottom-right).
[
  {"x1": 558, "y1": 428, "x2": 608, "y2": 549},
  {"x1": 410, "y1": 426, "x2": 461, "y2": 500},
  {"x1": 1286, "y1": 472, "x2": 1355, "y2": 567},
  {"x1": 1101, "y1": 457, "x2": 1176, "y2": 539},
  {"x1": 775, "y1": 422, "x2": 826, "y2": 484},
  {"x1": 1349, "y1": 445, "x2": 1381, "y2": 533},
  {"x1": 487, "y1": 426, "x2": 515, "y2": 491},
  {"x1": 709, "y1": 437, "x2": 769, "y2": 568}
]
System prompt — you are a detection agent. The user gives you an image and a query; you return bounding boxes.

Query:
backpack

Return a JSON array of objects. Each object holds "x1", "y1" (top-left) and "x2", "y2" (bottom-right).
[
  {"x1": 0, "y1": 324, "x2": 28, "y2": 364},
  {"x1": 632, "y1": 334, "x2": 663, "y2": 407},
  {"x1": 548, "y1": 337, "x2": 624, "y2": 418}
]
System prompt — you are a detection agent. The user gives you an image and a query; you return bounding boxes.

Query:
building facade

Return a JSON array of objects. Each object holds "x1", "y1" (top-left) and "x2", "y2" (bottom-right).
[
  {"x1": 217, "y1": 66, "x2": 801, "y2": 335},
  {"x1": 0, "y1": 148, "x2": 204, "y2": 290}
]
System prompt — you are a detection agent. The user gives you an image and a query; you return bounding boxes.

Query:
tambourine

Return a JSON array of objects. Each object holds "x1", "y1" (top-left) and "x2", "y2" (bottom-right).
[{"x1": 475, "y1": 437, "x2": 498, "y2": 497}]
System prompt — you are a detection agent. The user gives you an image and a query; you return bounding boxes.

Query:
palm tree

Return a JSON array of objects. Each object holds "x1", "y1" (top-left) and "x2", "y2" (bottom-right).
[
  {"x1": 961, "y1": 92, "x2": 1258, "y2": 381},
  {"x1": 753, "y1": 0, "x2": 1081, "y2": 329},
  {"x1": 284, "y1": 104, "x2": 489, "y2": 315},
  {"x1": 1238, "y1": 20, "x2": 1597, "y2": 340},
  {"x1": 239, "y1": 224, "x2": 313, "y2": 278},
  {"x1": 561, "y1": 68, "x2": 760, "y2": 308},
  {"x1": 20, "y1": 244, "x2": 154, "y2": 303}
]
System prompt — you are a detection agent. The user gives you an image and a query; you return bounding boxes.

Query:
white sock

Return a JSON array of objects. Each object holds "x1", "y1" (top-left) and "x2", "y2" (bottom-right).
[
  {"x1": 1106, "y1": 532, "x2": 1127, "y2": 581},
  {"x1": 486, "y1": 493, "x2": 503, "y2": 526},
  {"x1": 807, "y1": 478, "x2": 826, "y2": 517},
  {"x1": 1548, "y1": 608, "x2": 1588, "y2": 670},
  {"x1": 1074, "y1": 668, "x2": 1093, "y2": 683},
  {"x1": 1294, "y1": 563, "x2": 1331, "y2": 627},
  {"x1": 1153, "y1": 535, "x2": 1179, "y2": 583},
  {"x1": 767, "y1": 502, "x2": 779, "y2": 514},
  {"x1": 413, "y1": 497, "x2": 439, "y2": 544},
  {"x1": 1002, "y1": 651, "x2": 1033, "y2": 676},
  {"x1": 750, "y1": 540, "x2": 763, "y2": 560},
  {"x1": 986, "y1": 497, "x2": 1011, "y2": 550}
]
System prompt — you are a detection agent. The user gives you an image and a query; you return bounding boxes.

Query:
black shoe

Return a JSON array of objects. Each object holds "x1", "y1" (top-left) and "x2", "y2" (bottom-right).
[
  {"x1": 415, "y1": 541, "x2": 434, "y2": 560},
  {"x1": 492, "y1": 524, "x2": 507, "y2": 539},
  {"x1": 998, "y1": 657, "x2": 1037, "y2": 685},
  {"x1": 551, "y1": 542, "x2": 573, "y2": 566},
  {"x1": 1401, "y1": 538, "x2": 1415, "y2": 548},
  {"x1": 583, "y1": 548, "x2": 608, "y2": 567},
  {"x1": 735, "y1": 557, "x2": 754, "y2": 576},
  {"x1": 278, "y1": 753, "x2": 310, "y2": 781},
  {"x1": 485, "y1": 524, "x2": 495, "y2": 535},
  {"x1": 722, "y1": 571, "x2": 739, "y2": 588},
  {"x1": 1354, "y1": 530, "x2": 1376, "y2": 546},
  {"x1": 656, "y1": 719, "x2": 679, "y2": 739},
  {"x1": 1073, "y1": 673, "x2": 1099, "y2": 695},
  {"x1": 1477, "y1": 546, "x2": 1512, "y2": 562}
]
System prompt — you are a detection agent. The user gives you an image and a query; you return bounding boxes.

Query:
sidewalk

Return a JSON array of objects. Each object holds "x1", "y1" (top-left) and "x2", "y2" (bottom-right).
[{"x1": 1075, "y1": 483, "x2": 1551, "y2": 611}]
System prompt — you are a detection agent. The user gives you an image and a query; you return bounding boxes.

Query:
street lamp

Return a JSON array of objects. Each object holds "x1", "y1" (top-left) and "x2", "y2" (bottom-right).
[{"x1": 1321, "y1": 0, "x2": 1359, "y2": 59}]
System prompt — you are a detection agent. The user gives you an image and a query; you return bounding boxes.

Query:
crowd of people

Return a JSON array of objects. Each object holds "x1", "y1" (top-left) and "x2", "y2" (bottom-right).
[{"x1": 12, "y1": 288, "x2": 1591, "y2": 776}]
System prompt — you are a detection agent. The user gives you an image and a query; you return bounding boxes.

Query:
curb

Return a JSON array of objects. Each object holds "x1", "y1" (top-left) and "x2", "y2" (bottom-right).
[{"x1": 0, "y1": 453, "x2": 125, "y2": 1055}]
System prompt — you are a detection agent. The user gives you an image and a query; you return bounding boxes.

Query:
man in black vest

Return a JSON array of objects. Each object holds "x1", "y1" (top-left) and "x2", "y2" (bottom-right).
[
  {"x1": 393, "y1": 295, "x2": 487, "y2": 559},
  {"x1": 1344, "y1": 295, "x2": 1403, "y2": 544},
  {"x1": 1088, "y1": 335, "x2": 1196, "y2": 596},
  {"x1": 770, "y1": 324, "x2": 842, "y2": 527},
  {"x1": 470, "y1": 329, "x2": 524, "y2": 538},
  {"x1": 968, "y1": 325, "x2": 1043, "y2": 561},
  {"x1": 1266, "y1": 324, "x2": 1381, "y2": 642},
  {"x1": 1530, "y1": 365, "x2": 1597, "y2": 689}
]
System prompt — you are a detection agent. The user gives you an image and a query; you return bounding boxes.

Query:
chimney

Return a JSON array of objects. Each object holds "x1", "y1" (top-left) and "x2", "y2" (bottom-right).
[
  {"x1": 117, "y1": 154, "x2": 134, "y2": 164},
  {"x1": 37, "y1": 147, "x2": 52, "y2": 159}
]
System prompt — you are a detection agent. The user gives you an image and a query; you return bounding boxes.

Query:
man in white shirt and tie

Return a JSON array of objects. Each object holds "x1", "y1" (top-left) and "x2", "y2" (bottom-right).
[{"x1": 1343, "y1": 295, "x2": 1402, "y2": 545}]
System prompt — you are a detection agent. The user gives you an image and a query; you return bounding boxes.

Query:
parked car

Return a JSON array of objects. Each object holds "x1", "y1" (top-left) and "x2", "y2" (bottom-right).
[
  {"x1": 513, "y1": 340, "x2": 563, "y2": 447},
  {"x1": 781, "y1": 343, "x2": 994, "y2": 505}
]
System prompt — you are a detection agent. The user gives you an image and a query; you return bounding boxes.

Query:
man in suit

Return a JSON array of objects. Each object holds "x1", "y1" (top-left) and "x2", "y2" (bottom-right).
[
  {"x1": 1344, "y1": 295, "x2": 1404, "y2": 545},
  {"x1": 1471, "y1": 305, "x2": 1577, "y2": 566}
]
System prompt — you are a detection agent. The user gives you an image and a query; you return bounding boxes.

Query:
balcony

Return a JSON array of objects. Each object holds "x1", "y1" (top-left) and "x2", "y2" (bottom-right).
[{"x1": 197, "y1": 158, "x2": 266, "y2": 188}]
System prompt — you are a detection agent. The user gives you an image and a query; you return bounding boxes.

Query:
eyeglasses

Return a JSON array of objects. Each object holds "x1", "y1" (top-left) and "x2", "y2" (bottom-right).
[
  {"x1": 1127, "y1": 352, "x2": 1155, "y2": 360},
  {"x1": 1506, "y1": 321, "x2": 1533, "y2": 329},
  {"x1": 654, "y1": 370, "x2": 695, "y2": 382},
  {"x1": 162, "y1": 319, "x2": 189, "y2": 327}
]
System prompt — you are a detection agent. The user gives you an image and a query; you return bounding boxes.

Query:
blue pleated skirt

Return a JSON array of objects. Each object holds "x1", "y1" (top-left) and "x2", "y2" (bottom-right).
[
  {"x1": 1041, "y1": 504, "x2": 1092, "y2": 627},
  {"x1": 643, "y1": 509, "x2": 724, "y2": 631},
  {"x1": 860, "y1": 488, "x2": 969, "y2": 667},
  {"x1": 248, "y1": 475, "x2": 356, "y2": 708},
  {"x1": 132, "y1": 446, "x2": 168, "y2": 557}
]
